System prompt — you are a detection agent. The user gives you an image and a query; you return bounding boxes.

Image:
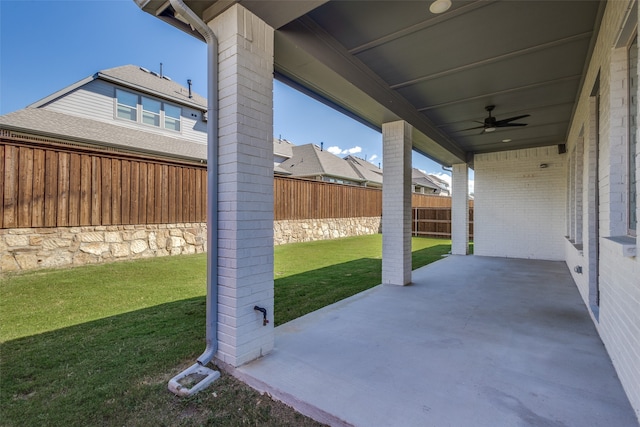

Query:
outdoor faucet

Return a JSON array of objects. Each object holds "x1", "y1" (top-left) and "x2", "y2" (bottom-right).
[{"x1": 254, "y1": 306, "x2": 269, "y2": 326}]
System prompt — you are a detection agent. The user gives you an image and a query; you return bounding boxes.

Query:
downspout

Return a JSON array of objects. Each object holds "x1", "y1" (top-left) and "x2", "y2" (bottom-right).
[{"x1": 165, "y1": 0, "x2": 220, "y2": 396}]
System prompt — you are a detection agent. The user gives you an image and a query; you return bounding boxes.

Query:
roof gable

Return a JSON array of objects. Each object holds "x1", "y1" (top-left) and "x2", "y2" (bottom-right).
[{"x1": 29, "y1": 65, "x2": 207, "y2": 110}]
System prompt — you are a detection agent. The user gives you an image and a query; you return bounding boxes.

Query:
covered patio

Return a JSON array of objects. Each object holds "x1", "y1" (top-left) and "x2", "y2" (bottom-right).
[
  {"x1": 236, "y1": 255, "x2": 636, "y2": 426},
  {"x1": 135, "y1": 0, "x2": 640, "y2": 421}
]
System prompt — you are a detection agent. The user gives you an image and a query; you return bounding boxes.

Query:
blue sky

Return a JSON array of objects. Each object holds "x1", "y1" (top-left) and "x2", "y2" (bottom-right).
[{"x1": 0, "y1": 0, "x2": 467, "y2": 183}]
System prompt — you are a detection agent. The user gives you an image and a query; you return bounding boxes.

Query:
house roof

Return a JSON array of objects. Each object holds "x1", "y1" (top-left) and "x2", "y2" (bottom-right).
[
  {"x1": 344, "y1": 155, "x2": 383, "y2": 185},
  {"x1": 273, "y1": 138, "x2": 294, "y2": 160},
  {"x1": 412, "y1": 168, "x2": 442, "y2": 192},
  {"x1": 279, "y1": 143, "x2": 364, "y2": 182},
  {"x1": 274, "y1": 165, "x2": 293, "y2": 175},
  {"x1": 30, "y1": 65, "x2": 207, "y2": 111},
  {"x1": 0, "y1": 108, "x2": 207, "y2": 162}
]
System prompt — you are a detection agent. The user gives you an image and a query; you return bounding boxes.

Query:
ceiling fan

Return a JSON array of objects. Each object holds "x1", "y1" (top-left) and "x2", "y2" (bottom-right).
[{"x1": 463, "y1": 105, "x2": 530, "y2": 133}]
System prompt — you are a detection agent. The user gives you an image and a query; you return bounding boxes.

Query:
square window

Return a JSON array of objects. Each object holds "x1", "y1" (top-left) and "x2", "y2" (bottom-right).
[
  {"x1": 164, "y1": 104, "x2": 181, "y2": 131},
  {"x1": 116, "y1": 89, "x2": 137, "y2": 121},
  {"x1": 142, "y1": 97, "x2": 161, "y2": 127},
  {"x1": 117, "y1": 104, "x2": 136, "y2": 121}
]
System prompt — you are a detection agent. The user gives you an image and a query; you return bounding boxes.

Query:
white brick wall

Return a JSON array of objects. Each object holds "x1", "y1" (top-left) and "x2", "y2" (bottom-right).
[
  {"x1": 210, "y1": 5, "x2": 275, "y2": 367},
  {"x1": 474, "y1": 147, "x2": 567, "y2": 260},
  {"x1": 599, "y1": 238, "x2": 640, "y2": 417},
  {"x1": 562, "y1": 1, "x2": 640, "y2": 420},
  {"x1": 451, "y1": 163, "x2": 469, "y2": 255},
  {"x1": 382, "y1": 121, "x2": 412, "y2": 286}
]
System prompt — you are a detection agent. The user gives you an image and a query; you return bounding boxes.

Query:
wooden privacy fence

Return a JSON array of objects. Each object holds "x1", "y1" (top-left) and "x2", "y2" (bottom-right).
[
  {"x1": 274, "y1": 176, "x2": 474, "y2": 239},
  {"x1": 274, "y1": 176, "x2": 382, "y2": 220},
  {"x1": 1, "y1": 138, "x2": 206, "y2": 229},
  {"x1": 412, "y1": 207, "x2": 474, "y2": 238},
  {"x1": 2, "y1": 137, "x2": 473, "y2": 238}
]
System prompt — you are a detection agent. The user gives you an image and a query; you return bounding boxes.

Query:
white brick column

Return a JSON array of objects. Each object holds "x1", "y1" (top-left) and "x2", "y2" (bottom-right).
[
  {"x1": 210, "y1": 5, "x2": 274, "y2": 367},
  {"x1": 382, "y1": 121, "x2": 412, "y2": 286},
  {"x1": 451, "y1": 163, "x2": 469, "y2": 255}
]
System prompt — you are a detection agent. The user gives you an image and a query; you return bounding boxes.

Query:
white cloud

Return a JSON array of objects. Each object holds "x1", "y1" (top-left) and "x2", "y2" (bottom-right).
[
  {"x1": 369, "y1": 154, "x2": 378, "y2": 162},
  {"x1": 326, "y1": 145, "x2": 363, "y2": 156}
]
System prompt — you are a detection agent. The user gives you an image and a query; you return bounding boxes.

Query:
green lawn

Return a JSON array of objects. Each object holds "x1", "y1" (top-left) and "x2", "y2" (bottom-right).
[{"x1": 0, "y1": 235, "x2": 455, "y2": 426}]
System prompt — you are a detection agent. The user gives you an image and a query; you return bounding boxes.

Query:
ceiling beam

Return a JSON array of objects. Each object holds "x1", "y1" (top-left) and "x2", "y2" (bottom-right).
[
  {"x1": 416, "y1": 75, "x2": 582, "y2": 111},
  {"x1": 471, "y1": 139, "x2": 566, "y2": 155},
  {"x1": 390, "y1": 32, "x2": 593, "y2": 90},
  {"x1": 348, "y1": 0, "x2": 496, "y2": 55}
]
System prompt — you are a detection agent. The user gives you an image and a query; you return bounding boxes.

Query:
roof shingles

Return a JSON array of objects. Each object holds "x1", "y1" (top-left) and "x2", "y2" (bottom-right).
[
  {"x1": 0, "y1": 109, "x2": 206, "y2": 161},
  {"x1": 99, "y1": 65, "x2": 207, "y2": 109}
]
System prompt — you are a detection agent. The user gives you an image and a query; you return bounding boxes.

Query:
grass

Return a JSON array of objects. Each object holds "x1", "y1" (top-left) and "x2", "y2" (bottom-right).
[
  {"x1": 274, "y1": 235, "x2": 453, "y2": 325},
  {"x1": 0, "y1": 235, "x2": 455, "y2": 426}
]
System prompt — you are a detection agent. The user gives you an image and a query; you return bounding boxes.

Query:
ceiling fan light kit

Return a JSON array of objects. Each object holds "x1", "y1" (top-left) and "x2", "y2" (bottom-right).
[{"x1": 430, "y1": 0, "x2": 451, "y2": 14}]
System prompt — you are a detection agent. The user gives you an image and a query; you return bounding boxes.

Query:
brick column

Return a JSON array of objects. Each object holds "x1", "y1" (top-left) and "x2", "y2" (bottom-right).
[
  {"x1": 382, "y1": 121, "x2": 412, "y2": 286},
  {"x1": 451, "y1": 163, "x2": 469, "y2": 255},
  {"x1": 210, "y1": 5, "x2": 274, "y2": 367}
]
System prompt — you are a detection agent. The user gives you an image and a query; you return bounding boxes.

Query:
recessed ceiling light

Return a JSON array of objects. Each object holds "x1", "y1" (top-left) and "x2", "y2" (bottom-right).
[{"x1": 430, "y1": 0, "x2": 452, "y2": 14}]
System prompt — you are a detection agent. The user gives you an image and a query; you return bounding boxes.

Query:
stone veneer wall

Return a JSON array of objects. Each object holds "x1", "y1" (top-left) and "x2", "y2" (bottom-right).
[
  {"x1": 0, "y1": 223, "x2": 206, "y2": 273},
  {"x1": 273, "y1": 216, "x2": 382, "y2": 245}
]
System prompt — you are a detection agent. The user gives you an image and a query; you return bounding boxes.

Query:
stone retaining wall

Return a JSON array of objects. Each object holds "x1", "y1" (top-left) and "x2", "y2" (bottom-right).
[
  {"x1": 0, "y1": 223, "x2": 207, "y2": 273},
  {"x1": 1, "y1": 217, "x2": 381, "y2": 273},
  {"x1": 273, "y1": 217, "x2": 382, "y2": 245}
]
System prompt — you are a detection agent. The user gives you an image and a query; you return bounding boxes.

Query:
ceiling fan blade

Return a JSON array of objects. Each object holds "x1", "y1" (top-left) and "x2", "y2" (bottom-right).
[
  {"x1": 495, "y1": 114, "x2": 530, "y2": 126},
  {"x1": 460, "y1": 125, "x2": 486, "y2": 131},
  {"x1": 499, "y1": 123, "x2": 528, "y2": 127}
]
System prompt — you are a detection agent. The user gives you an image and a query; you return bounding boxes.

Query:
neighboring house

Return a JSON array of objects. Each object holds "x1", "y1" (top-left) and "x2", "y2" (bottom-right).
[
  {"x1": 0, "y1": 65, "x2": 212, "y2": 271},
  {"x1": 344, "y1": 155, "x2": 383, "y2": 188},
  {"x1": 0, "y1": 65, "x2": 208, "y2": 162},
  {"x1": 412, "y1": 168, "x2": 442, "y2": 195},
  {"x1": 278, "y1": 143, "x2": 365, "y2": 185}
]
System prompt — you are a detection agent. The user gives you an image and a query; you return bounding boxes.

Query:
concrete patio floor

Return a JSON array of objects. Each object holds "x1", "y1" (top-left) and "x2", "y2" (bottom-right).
[{"x1": 235, "y1": 256, "x2": 638, "y2": 427}]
